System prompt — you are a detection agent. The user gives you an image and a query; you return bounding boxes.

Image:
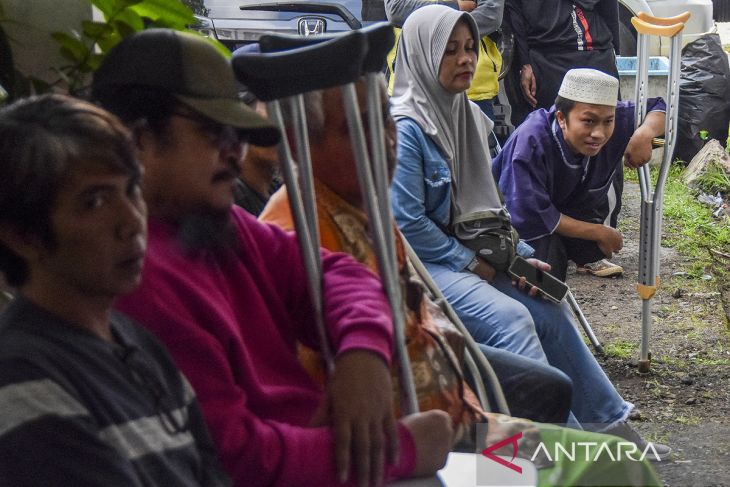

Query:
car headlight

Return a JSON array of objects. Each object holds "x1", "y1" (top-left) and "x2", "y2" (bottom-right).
[{"x1": 191, "y1": 15, "x2": 217, "y2": 39}]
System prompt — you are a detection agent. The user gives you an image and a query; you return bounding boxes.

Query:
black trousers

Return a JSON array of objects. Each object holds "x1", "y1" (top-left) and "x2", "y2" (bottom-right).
[
  {"x1": 530, "y1": 168, "x2": 624, "y2": 281},
  {"x1": 466, "y1": 344, "x2": 573, "y2": 424},
  {"x1": 529, "y1": 233, "x2": 606, "y2": 281}
]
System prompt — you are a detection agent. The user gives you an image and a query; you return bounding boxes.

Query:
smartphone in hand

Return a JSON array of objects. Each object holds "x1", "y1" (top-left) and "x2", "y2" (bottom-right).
[{"x1": 507, "y1": 256, "x2": 569, "y2": 304}]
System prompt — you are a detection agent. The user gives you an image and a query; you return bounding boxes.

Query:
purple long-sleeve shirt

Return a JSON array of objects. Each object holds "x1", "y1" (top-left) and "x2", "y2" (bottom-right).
[{"x1": 492, "y1": 99, "x2": 665, "y2": 241}]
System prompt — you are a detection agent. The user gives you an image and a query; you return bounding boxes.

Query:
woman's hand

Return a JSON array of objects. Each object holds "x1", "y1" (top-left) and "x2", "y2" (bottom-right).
[
  {"x1": 513, "y1": 258, "x2": 550, "y2": 297},
  {"x1": 471, "y1": 257, "x2": 497, "y2": 282}
]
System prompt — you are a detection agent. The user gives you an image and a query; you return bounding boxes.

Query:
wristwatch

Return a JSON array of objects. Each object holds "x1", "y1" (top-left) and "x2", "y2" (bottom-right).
[{"x1": 467, "y1": 256, "x2": 480, "y2": 272}]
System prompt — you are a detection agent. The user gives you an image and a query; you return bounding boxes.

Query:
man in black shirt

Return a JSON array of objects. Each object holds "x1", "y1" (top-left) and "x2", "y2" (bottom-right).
[
  {"x1": 506, "y1": 0, "x2": 620, "y2": 112},
  {"x1": 0, "y1": 94, "x2": 230, "y2": 486}
]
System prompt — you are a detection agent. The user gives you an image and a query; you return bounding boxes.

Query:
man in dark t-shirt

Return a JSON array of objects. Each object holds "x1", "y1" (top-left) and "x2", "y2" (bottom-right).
[
  {"x1": 506, "y1": 0, "x2": 621, "y2": 117},
  {"x1": 0, "y1": 94, "x2": 230, "y2": 486}
]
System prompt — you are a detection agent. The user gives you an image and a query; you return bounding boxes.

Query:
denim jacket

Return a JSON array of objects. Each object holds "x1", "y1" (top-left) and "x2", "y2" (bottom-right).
[
  {"x1": 391, "y1": 118, "x2": 475, "y2": 272},
  {"x1": 391, "y1": 118, "x2": 534, "y2": 273}
]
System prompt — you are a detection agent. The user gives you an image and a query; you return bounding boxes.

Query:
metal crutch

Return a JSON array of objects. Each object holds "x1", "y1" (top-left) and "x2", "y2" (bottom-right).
[
  {"x1": 566, "y1": 289, "x2": 605, "y2": 355},
  {"x1": 631, "y1": 12, "x2": 689, "y2": 373},
  {"x1": 237, "y1": 28, "x2": 421, "y2": 415},
  {"x1": 358, "y1": 36, "x2": 509, "y2": 413},
  {"x1": 253, "y1": 25, "x2": 510, "y2": 416},
  {"x1": 257, "y1": 24, "x2": 503, "y2": 416},
  {"x1": 356, "y1": 24, "x2": 420, "y2": 415},
  {"x1": 233, "y1": 32, "x2": 368, "y2": 377}
]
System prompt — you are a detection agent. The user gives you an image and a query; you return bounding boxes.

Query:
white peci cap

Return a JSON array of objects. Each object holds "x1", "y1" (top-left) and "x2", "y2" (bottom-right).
[{"x1": 558, "y1": 68, "x2": 619, "y2": 107}]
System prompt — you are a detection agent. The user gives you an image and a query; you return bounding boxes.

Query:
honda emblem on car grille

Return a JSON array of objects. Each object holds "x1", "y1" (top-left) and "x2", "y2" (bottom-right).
[{"x1": 298, "y1": 17, "x2": 326, "y2": 36}]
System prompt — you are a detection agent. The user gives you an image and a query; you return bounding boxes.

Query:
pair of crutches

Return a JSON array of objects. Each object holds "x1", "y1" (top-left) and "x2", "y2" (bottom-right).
[
  {"x1": 631, "y1": 11, "x2": 689, "y2": 373},
  {"x1": 232, "y1": 24, "x2": 510, "y2": 416}
]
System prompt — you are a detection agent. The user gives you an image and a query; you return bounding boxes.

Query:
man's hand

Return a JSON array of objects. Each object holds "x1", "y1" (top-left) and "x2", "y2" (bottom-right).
[
  {"x1": 401, "y1": 411, "x2": 453, "y2": 477},
  {"x1": 458, "y1": 0, "x2": 476, "y2": 12},
  {"x1": 471, "y1": 256, "x2": 497, "y2": 283},
  {"x1": 595, "y1": 225, "x2": 623, "y2": 258},
  {"x1": 520, "y1": 64, "x2": 538, "y2": 108},
  {"x1": 309, "y1": 350, "x2": 398, "y2": 487},
  {"x1": 623, "y1": 126, "x2": 654, "y2": 169},
  {"x1": 512, "y1": 258, "x2": 550, "y2": 298}
]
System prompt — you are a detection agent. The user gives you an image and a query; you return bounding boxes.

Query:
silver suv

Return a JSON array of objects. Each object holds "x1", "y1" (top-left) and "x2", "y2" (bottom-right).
[{"x1": 191, "y1": 0, "x2": 387, "y2": 52}]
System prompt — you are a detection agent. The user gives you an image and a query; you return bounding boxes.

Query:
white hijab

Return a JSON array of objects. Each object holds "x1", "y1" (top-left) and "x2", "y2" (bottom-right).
[{"x1": 390, "y1": 4, "x2": 504, "y2": 221}]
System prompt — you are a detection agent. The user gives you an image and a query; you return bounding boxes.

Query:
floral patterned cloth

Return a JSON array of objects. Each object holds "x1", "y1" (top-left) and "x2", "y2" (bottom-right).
[{"x1": 260, "y1": 181, "x2": 483, "y2": 440}]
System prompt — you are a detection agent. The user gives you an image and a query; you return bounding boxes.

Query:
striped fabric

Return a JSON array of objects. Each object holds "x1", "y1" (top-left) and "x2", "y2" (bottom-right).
[{"x1": 0, "y1": 297, "x2": 230, "y2": 487}]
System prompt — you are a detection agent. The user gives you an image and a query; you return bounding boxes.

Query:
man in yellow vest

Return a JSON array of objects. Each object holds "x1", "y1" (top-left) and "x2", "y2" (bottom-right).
[{"x1": 385, "y1": 0, "x2": 503, "y2": 119}]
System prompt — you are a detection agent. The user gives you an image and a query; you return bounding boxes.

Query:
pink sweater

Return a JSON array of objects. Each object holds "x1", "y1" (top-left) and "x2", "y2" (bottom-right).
[{"x1": 116, "y1": 207, "x2": 415, "y2": 486}]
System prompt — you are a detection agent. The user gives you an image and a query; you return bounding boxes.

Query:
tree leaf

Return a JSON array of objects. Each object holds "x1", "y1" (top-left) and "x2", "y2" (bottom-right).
[
  {"x1": 81, "y1": 20, "x2": 114, "y2": 40},
  {"x1": 86, "y1": 52, "x2": 106, "y2": 71},
  {"x1": 129, "y1": 0, "x2": 195, "y2": 29},
  {"x1": 97, "y1": 31, "x2": 123, "y2": 52},
  {"x1": 51, "y1": 32, "x2": 90, "y2": 63},
  {"x1": 92, "y1": 0, "x2": 143, "y2": 20},
  {"x1": 91, "y1": 0, "x2": 118, "y2": 19},
  {"x1": 112, "y1": 7, "x2": 145, "y2": 32}
]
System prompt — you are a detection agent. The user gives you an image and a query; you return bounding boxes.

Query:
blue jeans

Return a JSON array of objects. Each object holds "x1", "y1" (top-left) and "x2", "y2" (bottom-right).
[{"x1": 425, "y1": 262, "x2": 632, "y2": 430}]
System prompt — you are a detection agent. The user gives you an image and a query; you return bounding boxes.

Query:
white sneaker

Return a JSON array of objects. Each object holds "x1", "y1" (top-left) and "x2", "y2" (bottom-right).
[{"x1": 578, "y1": 259, "x2": 624, "y2": 277}]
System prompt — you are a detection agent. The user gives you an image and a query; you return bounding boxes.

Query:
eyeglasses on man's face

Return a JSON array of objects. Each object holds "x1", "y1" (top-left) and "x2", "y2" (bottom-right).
[{"x1": 172, "y1": 110, "x2": 249, "y2": 150}]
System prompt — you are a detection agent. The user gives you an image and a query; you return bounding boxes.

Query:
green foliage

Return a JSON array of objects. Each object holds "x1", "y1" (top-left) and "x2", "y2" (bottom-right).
[
  {"x1": 661, "y1": 166, "x2": 730, "y2": 277},
  {"x1": 700, "y1": 129, "x2": 710, "y2": 141},
  {"x1": 48, "y1": 0, "x2": 227, "y2": 95},
  {"x1": 604, "y1": 340, "x2": 636, "y2": 360},
  {"x1": 693, "y1": 161, "x2": 730, "y2": 195}
]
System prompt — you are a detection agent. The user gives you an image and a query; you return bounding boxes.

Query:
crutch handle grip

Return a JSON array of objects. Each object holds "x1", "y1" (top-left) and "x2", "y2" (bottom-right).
[
  {"x1": 259, "y1": 22, "x2": 395, "y2": 74},
  {"x1": 637, "y1": 11, "x2": 690, "y2": 27},
  {"x1": 232, "y1": 31, "x2": 367, "y2": 101},
  {"x1": 631, "y1": 17, "x2": 685, "y2": 37}
]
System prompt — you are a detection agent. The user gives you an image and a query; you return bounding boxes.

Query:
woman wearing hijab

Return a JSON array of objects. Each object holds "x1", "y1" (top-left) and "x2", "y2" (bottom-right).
[{"x1": 389, "y1": 5, "x2": 668, "y2": 459}]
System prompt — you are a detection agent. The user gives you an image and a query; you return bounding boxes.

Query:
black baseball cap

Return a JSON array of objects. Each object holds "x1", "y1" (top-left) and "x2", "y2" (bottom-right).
[{"x1": 92, "y1": 29, "x2": 280, "y2": 146}]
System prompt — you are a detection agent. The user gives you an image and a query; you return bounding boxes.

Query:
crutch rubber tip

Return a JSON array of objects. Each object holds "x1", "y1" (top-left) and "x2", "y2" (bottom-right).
[
  {"x1": 638, "y1": 359, "x2": 651, "y2": 374},
  {"x1": 594, "y1": 344, "x2": 606, "y2": 356}
]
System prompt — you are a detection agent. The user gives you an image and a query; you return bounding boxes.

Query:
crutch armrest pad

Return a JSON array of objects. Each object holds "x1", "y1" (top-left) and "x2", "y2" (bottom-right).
[
  {"x1": 631, "y1": 17, "x2": 685, "y2": 37},
  {"x1": 233, "y1": 31, "x2": 367, "y2": 101},
  {"x1": 259, "y1": 22, "x2": 395, "y2": 74},
  {"x1": 637, "y1": 11, "x2": 690, "y2": 27}
]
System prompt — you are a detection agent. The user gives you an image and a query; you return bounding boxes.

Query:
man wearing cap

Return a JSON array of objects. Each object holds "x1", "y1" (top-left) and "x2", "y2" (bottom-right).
[
  {"x1": 93, "y1": 29, "x2": 452, "y2": 487},
  {"x1": 493, "y1": 68, "x2": 666, "y2": 280}
]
